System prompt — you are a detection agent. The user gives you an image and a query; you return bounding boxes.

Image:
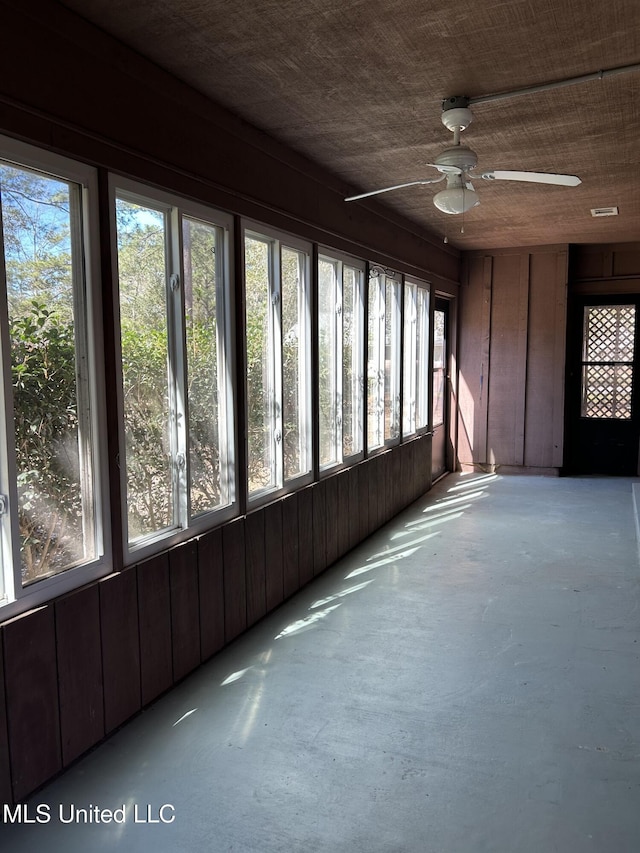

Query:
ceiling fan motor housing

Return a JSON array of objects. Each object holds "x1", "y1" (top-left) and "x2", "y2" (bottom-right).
[{"x1": 434, "y1": 145, "x2": 478, "y2": 172}]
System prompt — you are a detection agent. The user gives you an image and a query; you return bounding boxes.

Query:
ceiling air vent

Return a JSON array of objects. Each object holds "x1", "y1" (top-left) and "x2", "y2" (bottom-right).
[{"x1": 590, "y1": 206, "x2": 619, "y2": 217}]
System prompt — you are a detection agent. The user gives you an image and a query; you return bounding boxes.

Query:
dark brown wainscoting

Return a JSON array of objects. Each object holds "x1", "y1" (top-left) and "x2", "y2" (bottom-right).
[{"x1": 0, "y1": 436, "x2": 432, "y2": 805}]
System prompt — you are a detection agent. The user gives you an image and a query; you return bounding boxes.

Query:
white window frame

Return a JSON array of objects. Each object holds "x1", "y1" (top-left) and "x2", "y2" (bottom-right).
[
  {"x1": 367, "y1": 271, "x2": 386, "y2": 451},
  {"x1": 432, "y1": 300, "x2": 448, "y2": 429},
  {"x1": 318, "y1": 248, "x2": 365, "y2": 473},
  {"x1": 385, "y1": 275, "x2": 402, "y2": 443},
  {"x1": 318, "y1": 254, "x2": 341, "y2": 469},
  {"x1": 243, "y1": 221, "x2": 312, "y2": 505},
  {"x1": 403, "y1": 278, "x2": 431, "y2": 438},
  {"x1": 403, "y1": 282, "x2": 418, "y2": 436},
  {"x1": 0, "y1": 137, "x2": 110, "y2": 619},
  {"x1": 367, "y1": 267, "x2": 402, "y2": 452},
  {"x1": 110, "y1": 176, "x2": 237, "y2": 564},
  {"x1": 415, "y1": 284, "x2": 431, "y2": 431}
]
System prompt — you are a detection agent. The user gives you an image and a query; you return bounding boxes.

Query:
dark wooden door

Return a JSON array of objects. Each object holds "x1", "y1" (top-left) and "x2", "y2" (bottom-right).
[{"x1": 565, "y1": 295, "x2": 640, "y2": 475}]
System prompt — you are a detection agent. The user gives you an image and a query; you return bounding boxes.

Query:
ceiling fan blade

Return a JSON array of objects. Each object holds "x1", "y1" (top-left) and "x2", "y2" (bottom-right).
[
  {"x1": 480, "y1": 170, "x2": 581, "y2": 186},
  {"x1": 344, "y1": 176, "x2": 445, "y2": 202}
]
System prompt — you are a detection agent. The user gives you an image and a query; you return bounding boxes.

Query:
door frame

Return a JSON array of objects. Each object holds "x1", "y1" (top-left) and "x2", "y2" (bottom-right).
[
  {"x1": 564, "y1": 292, "x2": 640, "y2": 475},
  {"x1": 431, "y1": 294, "x2": 456, "y2": 481}
]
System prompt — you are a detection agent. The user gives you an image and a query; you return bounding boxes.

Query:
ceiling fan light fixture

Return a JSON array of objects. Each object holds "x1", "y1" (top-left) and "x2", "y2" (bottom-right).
[{"x1": 433, "y1": 186, "x2": 480, "y2": 214}]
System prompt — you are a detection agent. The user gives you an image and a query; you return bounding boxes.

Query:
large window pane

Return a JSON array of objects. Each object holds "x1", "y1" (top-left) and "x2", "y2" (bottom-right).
[
  {"x1": 403, "y1": 282, "x2": 430, "y2": 436},
  {"x1": 384, "y1": 278, "x2": 401, "y2": 441},
  {"x1": 343, "y1": 265, "x2": 363, "y2": 457},
  {"x1": 115, "y1": 184, "x2": 235, "y2": 553},
  {"x1": 116, "y1": 198, "x2": 173, "y2": 540},
  {"x1": 319, "y1": 254, "x2": 364, "y2": 469},
  {"x1": 245, "y1": 235, "x2": 275, "y2": 493},
  {"x1": 1, "y1": 163, "x2": 95, "y2": 584},
  {"x1": 367, "y1": 275, "x2": 384, "y2": 450},
  {"x1": 416, "y1": 287, "x2": 430, "y2": 429},
  {"x1": 433, "y1": 307, "x2": 446, "y2": 427},
  {"x1": 318, "y1": 257, "x2": 339, "y2": 467},
  {"x1": 183, "y1": 216, "x2": 229, "y2": 515},
  {"x1": 403, "y1": 283, "x2": 417, "y2": 435},
  {"x1": 281, "y1": 246, "x2": 309, "y2": 481},
  {"x1": 245, "y1": 229, "x2": 310, "y2": 499}
]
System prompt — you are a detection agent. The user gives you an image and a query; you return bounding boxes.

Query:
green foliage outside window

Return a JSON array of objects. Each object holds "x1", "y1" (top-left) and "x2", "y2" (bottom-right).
[
  {"x1": 2, "y1": 165, "x2": 315, "y2": 580},
  {"x1": 1, "y1": 164, "x2": 89, "y2": 583},
  {"x1": 10, "y1": 301, "x2": 84, "y2": 580}
]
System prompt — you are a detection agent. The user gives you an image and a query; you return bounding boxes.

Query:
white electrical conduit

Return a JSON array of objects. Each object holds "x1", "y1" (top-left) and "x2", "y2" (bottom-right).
[{"x1": 468, "y1": 63, "x2": 640, "y2": 106}]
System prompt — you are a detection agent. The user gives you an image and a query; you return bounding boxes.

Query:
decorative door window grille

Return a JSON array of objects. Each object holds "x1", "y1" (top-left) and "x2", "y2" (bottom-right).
[{"x1": 581, "y1": 304, "x2": 636, "y2": 419}]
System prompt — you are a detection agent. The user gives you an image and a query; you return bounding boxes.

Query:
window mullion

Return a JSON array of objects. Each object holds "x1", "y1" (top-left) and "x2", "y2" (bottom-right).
[
  {"x1": 299, "y1": 252, "x2": 312, "y2": 476},
  {"x1": 0, "y1": 197, "x2": 18, "y2": 604},
  {"x1": 377, "y1": 280, "x2": 385, "y2": 446},
  {"x1": 272, "y1": 243, "x2": 284, "y2": 489},
  {"x1": 411, "y1": 288, "x2": 418, "y2": 432},
  {"x1": 168, "y1": 208, "x2": 189, "y2": 528},
  {"x1": 216, "y1": 225, "x2": 231, "y2": 507},
  {"x1": 354, "y1": 269, "x2": 365, "y2": 453},
  {"x1": 403, "y1": 284, "x2": 416, "y2": 437},
  {"x1": 70, "y1": 183, "x2": 97, "y2": 559},
  {"x1": 334, "y1": 264, "x2": 342, "y2": 461},
  {"x1": 410, "y1": 292, "x2": 417, "y2": 434},
  {"x1": 392, "y1": 279, "x2": 401, "y2": 439},
  {"x1": 419, "y1": 286, "x2": 431, "y2": 428}
]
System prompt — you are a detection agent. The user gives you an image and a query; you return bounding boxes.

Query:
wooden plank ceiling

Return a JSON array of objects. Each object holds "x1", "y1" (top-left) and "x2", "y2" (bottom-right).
[{"x1": 59, "y1": 0, "x2": 639, "y2": 250}]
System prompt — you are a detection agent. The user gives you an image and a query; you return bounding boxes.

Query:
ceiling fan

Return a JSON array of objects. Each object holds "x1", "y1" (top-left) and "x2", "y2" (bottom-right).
[{"x1": 344, "y1": 95, "x2": 581, "y2": 215}]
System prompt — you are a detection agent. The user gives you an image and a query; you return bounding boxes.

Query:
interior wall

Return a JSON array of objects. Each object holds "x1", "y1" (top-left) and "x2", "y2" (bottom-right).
[
  {"x1": 0, "y1": 443, "x2": 431, "y2": 804},
  {"x1": 457, "y1": 246, "x2": 569, "y2": 473},
  {"x1": 0, "y1": 1, "x2": 458, "y2": 805},
  {"x1": 569, "y1": 242, "x2": 640, "y2": 295}
]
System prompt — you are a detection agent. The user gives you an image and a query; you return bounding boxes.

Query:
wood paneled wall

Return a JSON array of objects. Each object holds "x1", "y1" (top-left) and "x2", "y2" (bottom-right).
[
  {"x1": 0, "y1": 436, "x2": 431, "y2": 804},
  {"x1": 570, "y1": 242, "x2": 640, "y2": 283},
  {"x1": 569, "y1": 243, "x2": 640, "y2": 295},
  {"x1": 458, "y1": 246, "x2": 568, "y2": 473}
]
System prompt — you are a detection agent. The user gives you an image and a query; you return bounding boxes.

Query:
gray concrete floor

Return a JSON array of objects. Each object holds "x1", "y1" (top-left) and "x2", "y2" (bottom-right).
[{"x1": 2, "y1": 473, "x2": 640, "y2": 852}]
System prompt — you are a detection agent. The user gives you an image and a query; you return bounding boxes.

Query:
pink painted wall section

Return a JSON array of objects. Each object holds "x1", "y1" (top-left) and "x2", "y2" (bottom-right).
[{"x1": 458, "y1": 246, "x2": 568, "y2": 473}]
